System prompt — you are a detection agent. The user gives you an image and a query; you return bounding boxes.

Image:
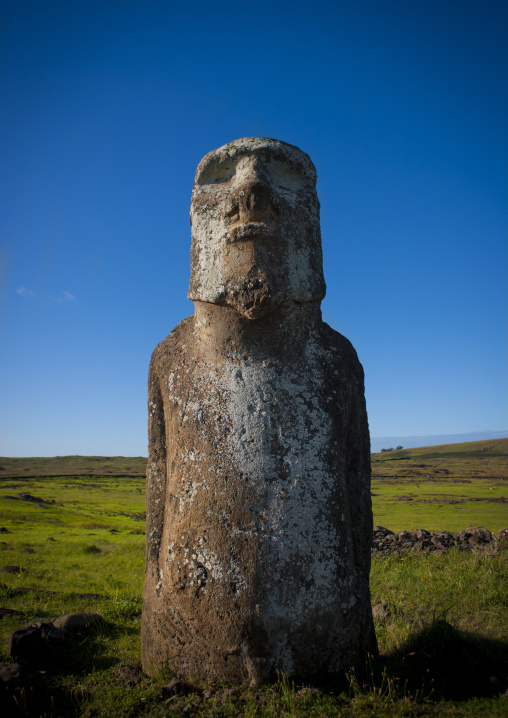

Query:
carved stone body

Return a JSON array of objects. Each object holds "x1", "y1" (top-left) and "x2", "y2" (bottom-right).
[{"x1": 141, "y1": 138, "x2": 376, "y2": 683}]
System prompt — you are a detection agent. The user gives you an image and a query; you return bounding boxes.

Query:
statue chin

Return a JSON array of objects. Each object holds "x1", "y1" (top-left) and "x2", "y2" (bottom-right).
[
  {"x1": 219, "y1": 273, "x2": 289, "y2": 321},
  {"x1": 227, "y1": 295, "x2": 274, "y2": 321}
]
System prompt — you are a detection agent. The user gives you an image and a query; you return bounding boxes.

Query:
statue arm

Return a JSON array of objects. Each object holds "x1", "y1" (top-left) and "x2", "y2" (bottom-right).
[
  {"x1": 146, "y1": 354, "x2": 167, "y2": 567},
  {"x1": 345, "y1": 363, "x2": 373, "y2": 576}
]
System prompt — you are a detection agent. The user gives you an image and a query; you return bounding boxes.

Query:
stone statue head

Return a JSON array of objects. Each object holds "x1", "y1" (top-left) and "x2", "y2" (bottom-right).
[{"x1": 188, "y1": 137, "x2": 326, "y2": 320}]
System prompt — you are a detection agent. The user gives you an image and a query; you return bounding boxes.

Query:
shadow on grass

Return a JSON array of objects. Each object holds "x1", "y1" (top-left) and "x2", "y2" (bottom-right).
[
  {"x1": 7, "y1": 619, "x2": 508, "y2": 717},
  {"x1": 45, "y1": 616, "x2": 144, "y2": 678},
  {"x1": 4, "y1": 621, "x2": 121, "y2": 717},
  {"x1": 346, "y1": 618, "x2": 508, "y2": 703}
]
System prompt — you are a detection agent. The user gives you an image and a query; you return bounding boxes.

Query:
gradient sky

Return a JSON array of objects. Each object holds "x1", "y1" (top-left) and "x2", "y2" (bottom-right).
[{"x1": 1, "y1": 0, "x2": 507, "y2": 456}]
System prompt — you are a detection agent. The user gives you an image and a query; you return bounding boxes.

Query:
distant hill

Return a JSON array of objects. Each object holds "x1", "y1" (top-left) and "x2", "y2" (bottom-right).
[
  {"x1": 370, "y1": 430, "x2": 508, "y2": 454},
  {"x1": 372, "y1": 436, "x2": 508, "y2": 460},
  {"x1": 0, "y1": 455, "x2": 147, "y2": 479},
  {"x1": 1, "y1": 436, "x2": 508, "y2": 478},
  {"x1": 371, "y1": 437, "x2": 508, "y2": 487}
]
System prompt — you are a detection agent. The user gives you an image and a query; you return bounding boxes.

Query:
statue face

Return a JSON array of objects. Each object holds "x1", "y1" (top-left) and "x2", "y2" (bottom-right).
[{"x1": 188, "y1": 138, "x2": 326, "y2": 320}]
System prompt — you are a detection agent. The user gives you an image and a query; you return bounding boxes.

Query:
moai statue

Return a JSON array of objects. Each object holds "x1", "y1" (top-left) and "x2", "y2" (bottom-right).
[{"x1": 141, "y1": 137, "x2": 376, "y2": 684}]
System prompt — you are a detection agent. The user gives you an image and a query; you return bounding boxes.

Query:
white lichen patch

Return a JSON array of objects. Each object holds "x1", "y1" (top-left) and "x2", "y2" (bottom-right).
[
  {"x1": 211, "y1": 340, "x2": 348, "y2": 664},
  {"x1": 194, "y1": 548, "x2": 223, "y2": 582}
]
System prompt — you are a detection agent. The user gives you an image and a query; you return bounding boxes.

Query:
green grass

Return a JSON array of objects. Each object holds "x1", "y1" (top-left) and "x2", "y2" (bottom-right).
[
  {"x1": 0, "y1": 444, "x2": 507, "y2": 716},
  {"x1": 371, "y1": 438, "x2": 508, "y2": 532},
  {"x1": 0, "y1": 455, "x2": 147, "y2": 479}
]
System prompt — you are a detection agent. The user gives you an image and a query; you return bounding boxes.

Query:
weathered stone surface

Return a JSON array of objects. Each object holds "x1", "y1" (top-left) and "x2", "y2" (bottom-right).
[
  {"x1": 141, "y1": 138, "x2": 376, "y2": 684},
  {"x1": 53, "y1": 613, "x2": 103, "y2": 631}
]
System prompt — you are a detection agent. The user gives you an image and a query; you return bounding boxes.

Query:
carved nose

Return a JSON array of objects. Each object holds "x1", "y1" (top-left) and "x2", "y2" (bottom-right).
[
  {"x1": 225, "y1": 167, "x2": 273, "y2": 224},
  {"x1": 242, "y1": 178, "x2": 271, "y2": 219}
]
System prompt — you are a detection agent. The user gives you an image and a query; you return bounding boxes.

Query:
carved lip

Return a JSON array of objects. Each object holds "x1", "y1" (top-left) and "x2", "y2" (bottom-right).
[{"x1": 227, "y1": 223, "x2": 278, "y2": 243}]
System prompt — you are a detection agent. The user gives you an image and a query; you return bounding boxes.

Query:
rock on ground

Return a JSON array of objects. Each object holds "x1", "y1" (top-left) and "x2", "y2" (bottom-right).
[
  {"x1": 372, "y1": 526, "x2": 500, "y2": 556},
  {"x1": 53, "y1": 613, "x2": 103, "y2": 631}
]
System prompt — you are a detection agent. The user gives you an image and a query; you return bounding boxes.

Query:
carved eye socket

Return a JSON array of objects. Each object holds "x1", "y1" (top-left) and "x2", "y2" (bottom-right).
[
  {"x1": 197, "y1": 160, "x2": 236, "y2": 186},
  {"x1": 268, "y1": 160, "x2": 312, "y2": 192},
  {"x1": 266, "y1": 159, "x2": 312, "y2": 191}
]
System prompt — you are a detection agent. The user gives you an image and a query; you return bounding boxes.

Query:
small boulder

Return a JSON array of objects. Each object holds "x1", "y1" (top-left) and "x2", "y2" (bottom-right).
[
  {"x1": 415, "y1": 529, "x2": 431, "y2": 540},
  {"x1": 372, "y1": 602, "x2": 391, "y2": 621},
  {"x1": 53, "y1": 613, "x2": 103, "y2": 632},
  {"x1": 497, "y1": 528, "x2": 508, "y2": 546},
  {"x1": 7, "y1": 625, "x2": 45, "y2": 663},
  {"x1": 373, "y1": 526, "x2": 394, "y2": 535},
  {"x1": 372, "y1": 601, "x2": 403, "y2": 621},
  {"x1": 474, "y1": 527, "x2": 493, "y2": 544},
  {"x1": 33, "y1": 622, "x2": 65, "y2": 640},
  {"x1": 0, "y1": 662, "x2": 27, "y2": 688},
  {"x1": 455, "y1": 529, "x2": 472, "y2": 543},
  {"x1": 398, "y1": 530, "x2": 412, "y2": 541},
  {"x1": 0, "y1": 661, "x2": 29, "y2": 716}
]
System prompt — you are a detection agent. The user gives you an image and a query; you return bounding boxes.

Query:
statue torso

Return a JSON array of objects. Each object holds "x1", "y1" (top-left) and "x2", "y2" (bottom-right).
[{"x1": 146, "y1": 315, "x2": 367, "y2": 677}]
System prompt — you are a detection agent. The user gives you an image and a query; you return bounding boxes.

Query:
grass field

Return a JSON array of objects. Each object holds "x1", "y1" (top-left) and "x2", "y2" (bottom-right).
[
  {"x1": 0, "y1": 440, "x2": 507, "y2": 716},
  {"x1": 371, "y1": 438, "x2": 508, "y2": 532}
]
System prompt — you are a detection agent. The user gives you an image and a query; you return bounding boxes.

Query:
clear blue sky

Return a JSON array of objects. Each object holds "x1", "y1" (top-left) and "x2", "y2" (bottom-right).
[{"x1": 1, "y1": 0, "x2": 506, "y2": 456}]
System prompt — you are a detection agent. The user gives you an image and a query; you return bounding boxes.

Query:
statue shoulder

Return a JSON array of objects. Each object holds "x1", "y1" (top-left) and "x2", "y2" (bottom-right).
[
  {"x1": 320, "y1": 321, "x2": 365, "y2": 382},
  {"x1": 149, "y1": 315, "x2": 195, "y2": 376}
]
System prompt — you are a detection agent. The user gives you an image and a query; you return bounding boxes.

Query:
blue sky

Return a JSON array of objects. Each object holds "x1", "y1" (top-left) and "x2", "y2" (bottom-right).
[{"x1": 1, "y1": 0, "x2": 506, "y2": 456}]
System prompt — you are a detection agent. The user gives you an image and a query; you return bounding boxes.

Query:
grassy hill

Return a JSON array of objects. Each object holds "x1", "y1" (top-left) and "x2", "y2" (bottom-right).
[
  {"x1": 371, "y1": 438, "x2": 508, "y2": 532},
  {"x1": 0, "y1": 454, "x2": 147, "y2": 479},
  {"x1": 372, "y1": 439, "x2": 508, "y2": 472}
]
